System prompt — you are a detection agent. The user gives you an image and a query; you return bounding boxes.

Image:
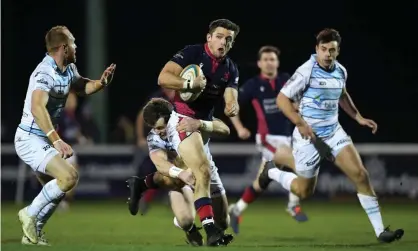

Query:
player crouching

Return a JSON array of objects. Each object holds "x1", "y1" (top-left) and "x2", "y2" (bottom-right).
[{"x1": 127, "y1": 98, "x2": 233, "y2": 246}]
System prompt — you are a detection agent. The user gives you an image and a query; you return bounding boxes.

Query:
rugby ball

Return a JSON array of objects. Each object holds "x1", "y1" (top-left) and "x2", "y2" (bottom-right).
[{"x1": 179, "y1": 64, "x2": 203, "y2": 102}]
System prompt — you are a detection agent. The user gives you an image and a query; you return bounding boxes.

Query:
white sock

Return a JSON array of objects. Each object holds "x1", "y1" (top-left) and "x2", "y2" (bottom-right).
[
  {"x1": 233, "y1": 199, "x2": 248, "y2": 216},
  {"x1": 357, "y1": 193, "x2": 385, "y2": 237},
  {"x1": 288, "y1": 192, "x2": 300, "y2": 208},
  {"x1": 268, "y1": 168, "x2": 297, "y2": 191},
  {"x1": 36, "y1": 196, "x2": 63, "y2": 235},
  {"x1": 27, "y1": 179, "x2": 65, "y2": 217}
]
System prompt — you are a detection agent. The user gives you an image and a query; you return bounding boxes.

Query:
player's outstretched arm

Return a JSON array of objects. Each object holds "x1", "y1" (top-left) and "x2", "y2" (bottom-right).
[
  {"x1": 72, "y1": 64, "x2": 116, "y2": 96},
  {"x1": 339, "y1": 88, "x2": 378, "y2": 133}
]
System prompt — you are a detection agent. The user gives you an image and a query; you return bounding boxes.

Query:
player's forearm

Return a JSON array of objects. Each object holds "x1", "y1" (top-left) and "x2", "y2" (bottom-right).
[
  {"x1": 72, "y1": 78, "x2": 104, "y2": 96},
  {"x1": 31, "y1": 105, "x2": 61, "y2": 143},
  {"x1": 84, "y1": 79, "x2": 105, "y2": 95},
  {"x1": 199, "y1": 119, "x2": 230, "y2": 137},
  {"x1": 277, "y1": 93, "x2": 305, "y2": 126},
  {"x1": 339, "y1": 91, "x2": 362, "y2": 121},
  {"x1": 224, "y1": 87, "x2": 238, "y2": 105},
  {"x1": 150, "y1": 152, "x2": 184, "y2": 178},
  {"x1": 229, "y1": 115, "x2": 245, "y2": 130},
  {"x1": 153, "y1": 159, "x2": 173, "y2": 177},
  {"x1": 158, "y1": 71, "x2": 187, "y2": 90}
]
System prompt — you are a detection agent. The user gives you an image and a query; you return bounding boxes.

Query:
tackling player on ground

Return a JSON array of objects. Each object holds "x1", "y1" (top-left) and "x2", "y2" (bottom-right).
[
  {"x1": 14, "y1": 26, "x2": 116, "y2": 245},
  {"x1": 228, "y1": 46, "x2": 308, "y2": 234},
  {"x1": 127, "y1": 98, "x2": 233, "y2": 246},
  {"x1": 156, "y1": 19, "x2": 240, "y2": 246},
  {"x1": 135, "y1": 88, "x2": 176, "y2": 214},
  {"x1": 263, "y1": 28, "x2": 403, "y2": 243}
]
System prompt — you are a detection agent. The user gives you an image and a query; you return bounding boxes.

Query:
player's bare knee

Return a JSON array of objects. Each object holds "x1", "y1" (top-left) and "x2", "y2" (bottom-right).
[
  {"x1": 351, "y1": 167, "x2": 370, "y2": 186},
  {"x1": 66, "y1": 168, "x2": 79, "y2": 189},
  {"x1": 60, "y1": 168, "x2": 79, "y2": 192},
  {"x1": 177, "y1": 215, "x2": 195, "y2": 230}
]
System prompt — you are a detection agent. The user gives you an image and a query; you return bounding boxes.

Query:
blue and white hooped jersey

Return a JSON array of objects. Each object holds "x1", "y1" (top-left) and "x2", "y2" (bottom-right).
[
  {"x1": 147, "y1": 130, "x2": 176, "y2": 154},
  {"x1": 280, "y1": 54, "x2": 347, "y2": 138},
  {"x1": 147, "y1": 129, "x2": 179, "y2": 163},
  {"x1": 19, "y1": 54, "x2": 80, "y2": 137}
]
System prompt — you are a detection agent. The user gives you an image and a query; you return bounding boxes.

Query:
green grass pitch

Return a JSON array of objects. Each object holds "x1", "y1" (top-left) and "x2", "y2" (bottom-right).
[{"x1": 2, "y1": 199, "x2": 417, "y2": 251}]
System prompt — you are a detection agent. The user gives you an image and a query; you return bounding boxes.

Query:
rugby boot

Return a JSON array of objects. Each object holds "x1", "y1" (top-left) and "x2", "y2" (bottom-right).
[
  {"x1": 126, "y1": 176, "x2": 147, "y2": 215},
  {"x1": 378, "y1": 226, "x2": 404, "y2": 243},
  {"x1": 286, "y1": 205, "x2": 309, "y2": 222}
]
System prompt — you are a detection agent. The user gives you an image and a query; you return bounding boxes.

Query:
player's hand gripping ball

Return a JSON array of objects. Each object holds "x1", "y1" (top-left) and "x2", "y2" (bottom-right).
[{"x1": 179, "y1": 64, "x2": 206, "y2": 102}]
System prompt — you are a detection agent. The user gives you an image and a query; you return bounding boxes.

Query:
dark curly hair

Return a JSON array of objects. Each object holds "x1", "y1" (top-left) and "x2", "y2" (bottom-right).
[
  {"x1": 316, "y1": 28, "x2": 341, "y2": 46},
  {"x1": 142, "y1": 98, "x2": 173, "y2": 127},
  {"x1": 208, "y1": 19, "x2": 240, "y2": 38}
]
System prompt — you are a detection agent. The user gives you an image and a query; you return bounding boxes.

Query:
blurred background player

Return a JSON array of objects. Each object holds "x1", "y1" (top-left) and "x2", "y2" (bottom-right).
[
  {"x1": 58, "y1": 91, "x2": 92, "y2": 211},
  {"x1": 157, "y1": 19, "x2": 240, "y2": 246},
  {"x1": 273, "y1": 28, "x2": 403, "y2": 243},
  {"x1": 134, "y1": 87, "x2": 175, "y2": 214},
  {"x1": 14, "y1": 25, "x2": 116, "y2": 245},
  {"x1": 228, "y1": 46, "x2": 308, "y2": 234},
  {"x1": 127, "y1": 98, "x2": 233, "y2": 246}
]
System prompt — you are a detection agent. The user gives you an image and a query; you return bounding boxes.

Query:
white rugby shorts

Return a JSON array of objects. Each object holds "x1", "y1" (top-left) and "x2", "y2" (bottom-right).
[
  {"x1": 14, "y1": 128, "x2": 59, "y2": 173},
  {"x1": 292, "y1": 124, "x2": 352, "y2": 178}
]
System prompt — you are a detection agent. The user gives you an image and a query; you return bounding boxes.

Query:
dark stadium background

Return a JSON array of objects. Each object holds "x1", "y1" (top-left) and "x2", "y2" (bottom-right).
[
  {"x1": 2, "y1": 0, "x2": 418, "y2": 143},
  {"x1": 2, "y1": 1, "x2": 418, "y2": 250}
]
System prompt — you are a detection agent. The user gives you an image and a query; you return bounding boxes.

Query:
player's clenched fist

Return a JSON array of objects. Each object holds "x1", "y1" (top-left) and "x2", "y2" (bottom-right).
[{"x1": 53, "y1": 140, "x2": 73, "y2": 159}]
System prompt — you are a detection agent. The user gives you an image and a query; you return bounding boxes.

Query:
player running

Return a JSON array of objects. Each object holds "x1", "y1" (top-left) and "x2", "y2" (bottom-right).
[
  {"x1": 127, "y1": 98, "x2": 233, "y2": 246},
  {"x1": 264, "y1": 28, "x2": 403, "y2": 243},
  {"x1": 157, "y1": 19, "x2": 240, "y2": 246},
  {"x1": 14, "y1": 26, "x2": 116, "y2": 245},
  {"x1": 228, "y1": 46, "x2": 308, "y2": 234}
]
